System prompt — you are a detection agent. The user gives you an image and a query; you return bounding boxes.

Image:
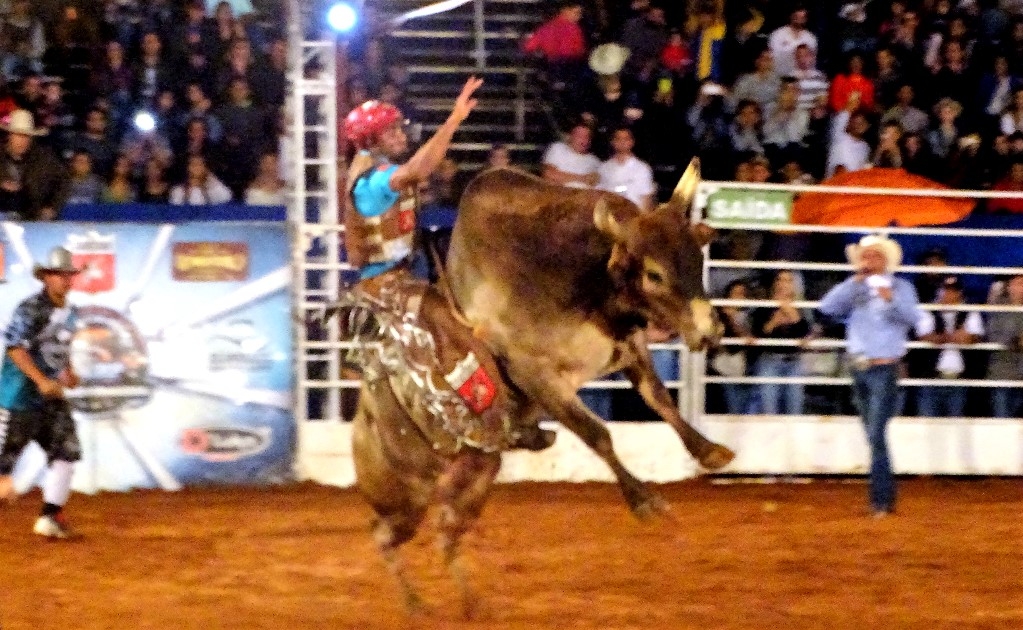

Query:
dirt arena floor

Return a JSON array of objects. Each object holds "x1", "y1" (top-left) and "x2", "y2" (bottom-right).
[{"x1": 1, "y1": 478, "x2": 1021, "y2": 630}]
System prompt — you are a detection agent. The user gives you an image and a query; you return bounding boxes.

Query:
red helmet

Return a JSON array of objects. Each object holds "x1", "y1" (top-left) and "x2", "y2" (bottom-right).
[{"x1": 343, "y1": 100, "x2": 402, "y2": 149}]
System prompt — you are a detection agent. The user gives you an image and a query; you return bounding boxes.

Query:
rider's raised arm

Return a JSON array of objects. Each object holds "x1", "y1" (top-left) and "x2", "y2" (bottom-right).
[{"x1": 390, "y1": 76, "x2": 482, "y2": 192}]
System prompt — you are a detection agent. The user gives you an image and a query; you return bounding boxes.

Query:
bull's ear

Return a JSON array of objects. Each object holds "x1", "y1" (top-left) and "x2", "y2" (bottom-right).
[
  {"x1": 593, "y1": 197, "x2": 626, "y2": 243},
  {"x1": 671, "y1": 158, "x2": 701, "y2": 208},
  {"x1": 690, "y1": 222, "x2": 716, "y2": 247}
]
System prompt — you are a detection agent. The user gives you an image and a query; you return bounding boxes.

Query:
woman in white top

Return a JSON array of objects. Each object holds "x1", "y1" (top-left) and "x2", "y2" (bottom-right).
[
  {"x1": 245, "y1": 152, "x2": 287, "y2": 206},
  {"x1": 1000, "y1": 88, "x2": 1023, "y2": 136},
  {"x1": 169, "y1": 155, "x2": 233, "y2": 205}
]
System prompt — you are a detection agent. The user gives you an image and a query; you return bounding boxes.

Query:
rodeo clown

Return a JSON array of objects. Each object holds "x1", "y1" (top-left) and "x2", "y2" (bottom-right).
[
  {"x1": 0, "y1": 246, "x2": 83, "y2": 539},
  {"x1": 340, "y1": 77, "x2": 553, "y2": 453}
]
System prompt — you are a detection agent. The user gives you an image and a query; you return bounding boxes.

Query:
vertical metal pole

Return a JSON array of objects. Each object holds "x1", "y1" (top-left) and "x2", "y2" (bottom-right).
[
  {"x1": 514, "y1": 67, "x2": 526, "y2": 142},
  {"x1": 287, "y1": 0, "x2": 308, "y2": 429},
  {"x1": 473, "y1": 0, "x2": 486, "y2": 70}
]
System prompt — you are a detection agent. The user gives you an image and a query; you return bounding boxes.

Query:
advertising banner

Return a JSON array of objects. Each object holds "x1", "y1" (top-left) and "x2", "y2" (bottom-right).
[{"x1": 0, "y1": 221, "x2": 294, "y2": 492}]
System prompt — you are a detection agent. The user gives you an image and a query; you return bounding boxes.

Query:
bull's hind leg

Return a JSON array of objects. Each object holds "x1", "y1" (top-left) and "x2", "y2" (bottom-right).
[
  {"x1": 370, "y1": 506, "x2": 428, "y2": 612},
  {"x1": 434, "y1": 450, "x2": 501, "y2": 619}
]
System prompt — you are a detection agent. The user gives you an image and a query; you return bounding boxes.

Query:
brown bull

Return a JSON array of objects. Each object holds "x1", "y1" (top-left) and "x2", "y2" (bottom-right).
[
  {"x1": 350, "y1": 159, "x2": 735, "y2": 616},
  {"x1": 445, "y1": 159, "x2": 735, "y2": 515}
]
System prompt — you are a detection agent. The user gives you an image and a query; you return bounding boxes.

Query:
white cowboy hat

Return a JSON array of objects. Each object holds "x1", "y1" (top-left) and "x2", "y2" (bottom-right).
[
  {"x1": 845, "y1": 234, "x2": 902, "y2": 272},
  {"x1": 33, "y1": 246, "x2": 82, "y2": 279},
  {"x1": 0, "y1": 109, "x2": 48, "y2": 137},
  {"x1": 588, "y1": 43, "x2": 630, "y2": 76}
]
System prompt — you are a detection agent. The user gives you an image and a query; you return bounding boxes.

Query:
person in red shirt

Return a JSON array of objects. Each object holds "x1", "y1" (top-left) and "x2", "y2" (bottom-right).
[
  {"x1": 522, "y1": 1, "x2": 589, "y2": 126},
  {"x1": 989, "y1": 159, "x2": 1023, "y2": 214},
  {"x1": 829, "y1": 52, "x2": 875, "y2": 113},
  {"x1": 522, "y1": 1, "x2": 586, "y2": 63}
]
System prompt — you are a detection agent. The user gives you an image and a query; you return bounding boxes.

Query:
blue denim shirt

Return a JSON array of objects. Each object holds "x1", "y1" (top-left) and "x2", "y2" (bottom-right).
[
  {"x1": 818, "y1": 275, "x2": 922, "y2": 360},
  {"x1": 0, "y1": 291, "x2": 80, "y2": 411}
]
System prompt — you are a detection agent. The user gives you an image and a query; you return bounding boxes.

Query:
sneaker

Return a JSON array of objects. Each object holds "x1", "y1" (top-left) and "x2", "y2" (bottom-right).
[{"x1": 33, "y1": 514, "x2": 76, "y2": 539}]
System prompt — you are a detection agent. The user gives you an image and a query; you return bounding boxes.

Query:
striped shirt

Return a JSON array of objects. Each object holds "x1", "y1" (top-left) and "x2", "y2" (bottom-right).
[{"x1": 792, "y1": 68, "x2": 829, "y2": 112}]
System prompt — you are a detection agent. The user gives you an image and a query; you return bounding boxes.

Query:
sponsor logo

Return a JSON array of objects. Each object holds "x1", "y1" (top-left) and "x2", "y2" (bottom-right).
[
  {"x1": 172, "y1": 242, "x2": 249, "y2": 281},
  {"x1": 67, "y1": 231, "x2": 116, "y2": 293},
  {"x1": 179, "y1": 426, "x2": 272, "y2": 462},
  {"x1": 206, "y1": 319, "x2": 273, "y2": 371}
]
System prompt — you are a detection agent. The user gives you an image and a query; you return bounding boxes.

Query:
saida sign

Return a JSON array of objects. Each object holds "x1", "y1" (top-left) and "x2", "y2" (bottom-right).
[{"x1": 706, "y1": 189, "x2": 793, "y2": 225}]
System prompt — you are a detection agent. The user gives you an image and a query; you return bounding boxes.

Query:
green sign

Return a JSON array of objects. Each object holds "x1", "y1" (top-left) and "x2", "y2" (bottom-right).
[{"x1": 706, "y1": 189, "x2": 793, "y2": 225}]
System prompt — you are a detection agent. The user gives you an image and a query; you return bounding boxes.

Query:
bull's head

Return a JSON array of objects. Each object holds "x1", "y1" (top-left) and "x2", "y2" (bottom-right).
[{"x1": 594, "y1": 158, "x2": 721, "y2": 351}]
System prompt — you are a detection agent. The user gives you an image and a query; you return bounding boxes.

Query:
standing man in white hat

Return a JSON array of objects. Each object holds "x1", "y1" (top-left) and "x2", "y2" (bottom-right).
[
  {"x1": 0, "y1": 246, "x2": 83, "y2": 538},
  {"x1": 0, "y1": 108, "x2": 69, "y2": 221},
  {"x1": 817, "y1": 234, "x2": 922, "y2": 518}
]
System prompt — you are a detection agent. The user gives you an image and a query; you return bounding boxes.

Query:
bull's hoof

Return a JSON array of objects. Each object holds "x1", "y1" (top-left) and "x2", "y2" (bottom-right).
[
  {"x1": 698, "y1": 443, "x2": 735, "y2": 470},
  {"x1": 624, "y1": 484, "x2": 670, "y2": 521},
  {"x1": 508, "y1": 426, "x2": 557, "y2": 452}
]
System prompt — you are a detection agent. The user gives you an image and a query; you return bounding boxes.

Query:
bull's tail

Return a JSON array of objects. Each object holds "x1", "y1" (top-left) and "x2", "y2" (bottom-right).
[{"x1": 428, "y1": 242, "x2": 476, "y2": 331}]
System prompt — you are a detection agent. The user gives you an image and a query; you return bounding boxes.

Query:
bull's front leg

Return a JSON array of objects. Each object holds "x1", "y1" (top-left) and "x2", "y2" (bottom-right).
[
  {"x1": 622, "y1": 333, "x2": 735, "y2": 470},
  {"x1": 504, "y1": 357, "x2": 667, "y2": 519}
]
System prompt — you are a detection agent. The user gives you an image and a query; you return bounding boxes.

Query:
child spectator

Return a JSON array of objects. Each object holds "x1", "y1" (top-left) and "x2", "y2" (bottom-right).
[{"x1": 65, "y1": 150, "x2": 102, "y2": 205}]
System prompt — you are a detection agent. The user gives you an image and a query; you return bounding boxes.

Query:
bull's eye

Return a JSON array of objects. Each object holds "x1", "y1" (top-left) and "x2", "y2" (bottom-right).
[{"x1": 644, "y1": 269, "x2": 664, "y2": 285}]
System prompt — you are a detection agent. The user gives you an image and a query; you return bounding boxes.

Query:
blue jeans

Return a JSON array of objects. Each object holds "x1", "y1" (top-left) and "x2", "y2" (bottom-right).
[
  {"x1": 754, "y1": 353, "x2": 804, "y2": 415},
  {"x1": 851, "y1": 363, "x2": 900, "y2": 512},
  {"x1": 722, "y1": 384, "x2": 755, "y2": 414},
  {"x1": 991, "y1": 388, "x2": 1023, "y2": 418},
  {"x1": 916, "y1": 385, "x2": 967, "y2": 418}
]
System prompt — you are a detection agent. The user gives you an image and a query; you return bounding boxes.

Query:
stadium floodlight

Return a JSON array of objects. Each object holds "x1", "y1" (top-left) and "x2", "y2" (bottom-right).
[
  {"x1": 134, "y1": 111, "x2": 156, "y2": 133},
  {"x1": 326, "y1": 2, "x2": 358, "y2": 33}
]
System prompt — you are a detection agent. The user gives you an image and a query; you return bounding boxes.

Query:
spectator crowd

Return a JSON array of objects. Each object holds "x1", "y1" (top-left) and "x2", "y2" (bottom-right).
[
  {"x1": 0, "y1": 0, "x2": 289, "y2": 221},
  {"x1": 521, "y1": 0, "x2": 1023, "y2": 420}
]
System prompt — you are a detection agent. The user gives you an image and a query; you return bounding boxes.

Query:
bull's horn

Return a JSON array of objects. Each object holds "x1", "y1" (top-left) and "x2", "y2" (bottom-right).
[
  {"x1": 671, "y1": 158, "x2": 701, "y2": 208},
  {"x1": 593, "y1": 198, "x2": 626, "y2": 243}
]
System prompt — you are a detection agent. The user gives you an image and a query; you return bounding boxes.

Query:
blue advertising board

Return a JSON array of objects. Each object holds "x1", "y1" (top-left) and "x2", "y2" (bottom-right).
[{"x1": 0, "y1": 221, "x2": 294, "y2": 492}]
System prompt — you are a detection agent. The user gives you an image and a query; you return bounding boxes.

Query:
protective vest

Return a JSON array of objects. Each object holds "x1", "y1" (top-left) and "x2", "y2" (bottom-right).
[{"x1": 343, "y1": 163, "x2": 418, "y2": 270}]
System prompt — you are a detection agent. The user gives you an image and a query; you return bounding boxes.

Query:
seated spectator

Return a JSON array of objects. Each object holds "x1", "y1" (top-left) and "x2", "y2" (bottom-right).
[
  {"x1": 100, "y1": 154, "x2": 137, "y2": 203},
  {"x1": 929, "y1": 38, "x2": 974, "y2": 113},
  {"x1": 90, "y1": 40, "x2": 134, "y2": 137},
  {"x1": 901, "y1": 131, "x2": 936, "y2": 178},
  {"x1": 485, "y1": 143, "x2": 511, "y2": 169},
  {"x1": 988, "y1": 159, "x2": 1023, "y2": 213},
  {"x1": 170, "y1": 0, "x2": 217, "y2": 97},
  {"x1": 120, "y1": 127, "x2": 174, "y2": 182},
  {"x1": 418, "y1": 157, "x2": 459, "y2": 209},
  {"x1": 619, "y1": 5, "x2": 669, "y2": 84},
  {"x1": 729, "y1": 99, "x2": 764, "y2": 156},
  {"x1": 0, "y1": 109, "x2": 68, "y2": 220},
  {"x1": 179, "y1": 82, "x2": 224, "y2": 143},
  {"x1": 826, "y1": 101, "x2": 871, "y2": 177},
  {"x1": 688, "y1": 83, "x2": 732, "y2": 179},
  {"x1": 768, "y1": 6, "x2": 816, "y2": 79},
  {"x1": 42, "y1": 3, "x2": 99, "y2": 114},
  {"x1": 881, "y1": 84, "x2": 929, "y2": 135},
  {"x1": 209, "y1": 1, "x2": 247, "y2": 66},
  {"x1": 731, "y1": 48, "x2": 781, "y2": 112},
  {"x1": 874, "y1": 47, "x2": 903, "y2": 111},
  {"x1": 715, "y1": 1, "x2": 754, "y2": 85},
  {"x1": 215, "y1": 36, "x2": 260, "y2": 103},
  {"x1": 132, "y1": 31, "x2": 178, "y2": 109},
  {"x1": 711, "y1": 279, "x2": 756, "y2": 414},
  {"x1": 67, "y1": 107, "x2": 115, "y2": 174},
  {"x1": 792, "y1": 43, "x2": 829, "y2": 113},
  {"x1": 170, "y1": 154, "x2": 232, "y2": 205},
  {"x1": 596, "y1": 127, "x2": 655, "y2": 211},
  {"x1": 980, "y1": 56, "x2": 1018, "y2": 129},
  {"x1": 253, "y1": 36, "x2": 288, "y2": 111},
  {"x1": 836, "y1": 1, "x2": 875, "y2": 56},
  {"x1": 138, "y1": 156, "x2": 171, "y2": 204},
  {"x1": 872, "y1": 121, "x2": 904, "y2": 168},
  {"x1": 0, "y1": 0, "x2": 46, "y2": 81},
  {"x1": 751, "y1": 270, "x2": 810, "y2": 416},
  {"x1": 216, "y1": 77, "x2": 265, "y2": 198},
  {"x1": 986, "y1": 273, "x2": 1023, "y2": 417},
  {"x1": 172, "y1": 117, "x2": 222, "y2": 182},
  {"x1": 245, "y1": 152, "x2": 286, "y2": 206},
  {"x1": 762, "y1": 77, "x2": 809, "y2": 165},
  {"x1": 34, "y1": 77, "x2": 75, "y2": 153},
  {"x1": 65, "y1": 150, "x2": 102, "y2": 205},
  {"x1": 522, "y1": 1, "x2": 588, "y2": 124},
  {"x1": 928, "y1": 97, "x2": 964, "y2": 162},
  {"x1": 542, "y1": 122, "x2": 601, "y2": 189},
  {"x1": 885, "y1": 7, "x2": 926, "y2": 79},
  {"x1": 15, "y1": 73, "x2": 45, "y2": 118},
  {"x1": 914, "y1": 276, "x2": 985, "y2": 417},
  {"x1": 829, "y1": 52, "x2": 875, "y2": 113},
  {"x1": 999, "y1": 88, "x2": 1023, "y2": 136}
]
